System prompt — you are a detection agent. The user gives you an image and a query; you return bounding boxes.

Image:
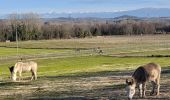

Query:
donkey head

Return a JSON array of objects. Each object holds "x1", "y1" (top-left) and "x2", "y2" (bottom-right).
[
  {"x1": 9, "y1": 66, "x2": 14, "y2": 74},
  {"x1": 125, "y1": 78, "x2": 136, "y2": 100},
  {"x1": 9, "y1": 66, "x2": 16, "y2": 81}
]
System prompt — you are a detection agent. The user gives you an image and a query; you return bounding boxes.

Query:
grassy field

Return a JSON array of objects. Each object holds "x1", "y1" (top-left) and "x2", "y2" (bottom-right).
[
  {"x1": 0, "y1": 56, "x2": 170, "y2": 99},
  {"x1": 0, "y1": 56, "x2": 170, "y2": 77},
  {"x1": 0, "y1": 35, "x2": 170, "y2": 99},
  {"x1": 1, "y1": 35, "x2": 170, "y2": 49},
  {"x1": 0, "y1": 47, "x2": 70, "y2": 57},
  {"x1": 1, "y1": 35, "x2": 170, "y2": 58}
]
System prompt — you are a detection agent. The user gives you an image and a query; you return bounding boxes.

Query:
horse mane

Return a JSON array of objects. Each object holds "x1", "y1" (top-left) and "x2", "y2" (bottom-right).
[{"x1": 132, "y1": 66, "x2": 149, "y2": 83}]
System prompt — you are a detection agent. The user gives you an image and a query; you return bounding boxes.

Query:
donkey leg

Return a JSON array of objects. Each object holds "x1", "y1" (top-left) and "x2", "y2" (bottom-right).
[
  {"x1": 19, "y1": 72, "x2": 22, "y2": 81},
  {"x1": 150, "y1": 81, "x2": 156, "y2": 95},
  {"x1": 31, "y1": 72, "x2": 34, "y2": 80},
  {"x1": 138, "y1": 84, "x2": 143, "y2": 97},
  {"x1": 156, "y1": 78, "x2": 160, "y2": 96},
  {"x1": 34, "y1": 72, "x2": 37, "y2": 80},
  {"x1": 31, "y1": 71, "x2": 37, "y2": 80},
  {"x1": 12, "y1": 72, "x2": 17, "y2": 81},
  {"x1": 142, "y1": 83, "x2": 146, "y2": 98}
]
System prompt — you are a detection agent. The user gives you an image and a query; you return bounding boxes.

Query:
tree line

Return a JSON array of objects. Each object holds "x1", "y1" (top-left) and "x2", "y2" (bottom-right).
[{"x1": 0, "y1": 13, "x2": 170, "y2": 41}]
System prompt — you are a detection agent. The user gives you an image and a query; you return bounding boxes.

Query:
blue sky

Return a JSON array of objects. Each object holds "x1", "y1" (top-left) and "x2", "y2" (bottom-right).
[{"x1": 0, "y1": 0, "x2": 170, "y2": 14}]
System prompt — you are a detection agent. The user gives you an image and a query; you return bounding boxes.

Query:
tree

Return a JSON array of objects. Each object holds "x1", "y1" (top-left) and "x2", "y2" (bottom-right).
[{"x1": 8, "y1": 13, "x2": 42, "y2": 41}]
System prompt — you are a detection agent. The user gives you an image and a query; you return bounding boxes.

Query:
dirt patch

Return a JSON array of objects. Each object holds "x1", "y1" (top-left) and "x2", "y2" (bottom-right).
[{"x1": 0, "y1": 69, "x2": 169, "y2": 100}]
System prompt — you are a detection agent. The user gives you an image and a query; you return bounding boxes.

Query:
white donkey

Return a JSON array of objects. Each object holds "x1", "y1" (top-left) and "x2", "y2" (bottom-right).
[{"x1": 9, "y1": 61, "x2": 38, "y2": 81}]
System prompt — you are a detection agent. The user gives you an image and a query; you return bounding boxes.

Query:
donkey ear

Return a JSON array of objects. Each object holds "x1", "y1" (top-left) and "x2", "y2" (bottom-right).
[
  {"x1": 126, "y1": 79, "x2": 129, "y2": 84},
  {"x1": 126, "y1": 78, "x2": 134, "y2": 85}
]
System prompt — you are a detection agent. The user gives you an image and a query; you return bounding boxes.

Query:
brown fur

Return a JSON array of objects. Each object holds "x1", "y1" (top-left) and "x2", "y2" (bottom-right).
[{"x1": 126, "y1": 63, "x2": 161, "y2": 99}]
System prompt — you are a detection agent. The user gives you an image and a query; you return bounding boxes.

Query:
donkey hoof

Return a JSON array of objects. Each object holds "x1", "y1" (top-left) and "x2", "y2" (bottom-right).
[
  {"x1": 142, "y1": 95, "x2": 146, "y2": 98},
  {"x1": 150, "y1": 92, "x2": 154, "y2": 96}
]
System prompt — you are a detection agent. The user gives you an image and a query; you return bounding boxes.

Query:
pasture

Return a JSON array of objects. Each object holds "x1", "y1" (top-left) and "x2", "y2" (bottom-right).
[{"x1": 0, "y1": 35, "x2": 170, "y2": 100}]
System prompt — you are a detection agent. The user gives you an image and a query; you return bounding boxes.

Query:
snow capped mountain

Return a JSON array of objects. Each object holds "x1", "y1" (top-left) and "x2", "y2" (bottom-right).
[{"x1": 1, "y1": 8, "x2": 170, "y2": 19}]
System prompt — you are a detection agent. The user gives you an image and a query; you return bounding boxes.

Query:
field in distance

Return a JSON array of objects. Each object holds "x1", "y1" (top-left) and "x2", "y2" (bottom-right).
[{"x1": 1, "y1": 35, "x2": 170, "y2": 58}]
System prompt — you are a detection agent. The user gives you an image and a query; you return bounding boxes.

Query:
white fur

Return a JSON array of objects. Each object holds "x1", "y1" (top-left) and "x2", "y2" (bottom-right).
[
  {"x1": 12, "y1": 61, "x2": 37, "y2": 81},
  {"x1": 138, "y1": 84, "x2": 143, "y2": 97},
  {"x1": 12, "y1": 73, "x2": 17, "y2": 81},
  {"x1": 126, "y1": 85, "x2": 136, "y2": 99}
]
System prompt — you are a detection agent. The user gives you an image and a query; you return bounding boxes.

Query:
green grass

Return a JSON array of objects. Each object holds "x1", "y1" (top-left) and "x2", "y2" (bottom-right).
[
  {"x1": 123, "y1": 49, "x2": 170, "y2": 56},
  {"x1": 1, "y1": 56, "x2": 170, "y2": 79},
  {"x1": 36, "y1": 56, "x2": 170, "y2": 76},
  {"x1": 0, "y1": 35, "x2": 170, "y2": 78},
  {"x1": 1, "y1": 35, "x2": 170, "y2": 57},
  {"x1": 0, "y1": 47, "x2": 70, "y2": 57}
]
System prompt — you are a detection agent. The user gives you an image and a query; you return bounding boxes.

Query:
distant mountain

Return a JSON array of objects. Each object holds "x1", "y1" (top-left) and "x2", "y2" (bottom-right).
[
  {"x1": 39, "y1": 8, "x2": 170, "y2": 18},
  {"x1": 1, "y1": 8, "x2": 170, "y2": 19},
  {"x1": 116, "y1": 8, "x2": 170, "y2": 17},
  {"x1": 0, "y1": 14, "x2": 8, "y2": 19},
  {"x1": 113, "y1": 15, "x2": 140, "y2": 20}
]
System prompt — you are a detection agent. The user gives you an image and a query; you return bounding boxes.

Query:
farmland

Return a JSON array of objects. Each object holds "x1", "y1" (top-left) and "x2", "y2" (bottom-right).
[{"x1": 0, "y1": 35, "x2": 170, "y2": 99}]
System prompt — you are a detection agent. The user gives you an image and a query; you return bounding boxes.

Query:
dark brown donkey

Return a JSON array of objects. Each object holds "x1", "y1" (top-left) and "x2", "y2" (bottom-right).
[{"x1": 125, "y1": 63, "x2": 161, "y2": 100}]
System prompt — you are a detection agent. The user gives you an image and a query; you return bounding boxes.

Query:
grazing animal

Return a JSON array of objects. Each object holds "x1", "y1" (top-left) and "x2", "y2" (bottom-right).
[
  {"x1": 9, "y1": 61, "x2": 37, "y2": 81},
  {"x1": 125, "y1": 63, "x2": 161, "y2": 100}
]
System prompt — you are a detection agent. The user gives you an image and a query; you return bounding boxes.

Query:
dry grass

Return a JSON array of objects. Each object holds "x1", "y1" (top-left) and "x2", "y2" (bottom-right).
[
  {"x1": 1, "y1": 35, "x2": 170, "y2": 49},
  {"x1": 0, "y1": 69, "x2": 169, "y2": 100}
]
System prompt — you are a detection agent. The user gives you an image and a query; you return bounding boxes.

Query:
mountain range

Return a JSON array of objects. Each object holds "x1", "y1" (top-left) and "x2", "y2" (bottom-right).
[{"x1": 1, "y1": 8, "x2": 170, "y2": 19}]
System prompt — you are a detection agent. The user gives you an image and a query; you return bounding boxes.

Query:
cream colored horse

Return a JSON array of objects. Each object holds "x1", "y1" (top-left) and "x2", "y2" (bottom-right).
[
  {"x1": 125, "y1": 63, "x2": 161, "y2": 100},
  {"x1": 9, "y1": 61, "x2": 37, "y2": 81}
]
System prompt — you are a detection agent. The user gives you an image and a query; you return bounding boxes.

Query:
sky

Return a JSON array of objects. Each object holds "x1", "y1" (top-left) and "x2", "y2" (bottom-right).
[{"x1": 0, "y1": 0, "x2": 170, "y2": 14}]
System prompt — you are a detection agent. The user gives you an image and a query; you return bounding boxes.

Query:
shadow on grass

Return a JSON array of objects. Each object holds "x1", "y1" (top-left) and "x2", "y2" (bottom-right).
[
  {"x1": 29, "y1": 96, "x2": 97, "y2": 100},
  {"x1": 0, "y1": 81, "x2": 33, "y2": 89},
  {"x1": 28, "y1": 84, "x2": 126, "y2": 100},
  {"x1": 161, "y1": 67, "x2": 170, "y2": 74},
  {"x1": 45, "y1": 70, "x2": 133, "y2": 80},
  {"x1": 0, "y1": 67, "x2": 169, "y2": 100}
]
